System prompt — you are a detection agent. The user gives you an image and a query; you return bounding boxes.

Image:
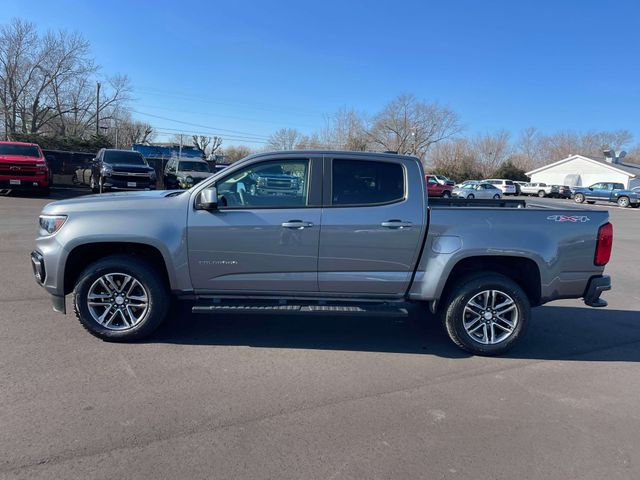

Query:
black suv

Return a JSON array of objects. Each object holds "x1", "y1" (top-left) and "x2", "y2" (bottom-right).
[{"x1": 80, "y1": 149, "x2": 157, "y2": 193}]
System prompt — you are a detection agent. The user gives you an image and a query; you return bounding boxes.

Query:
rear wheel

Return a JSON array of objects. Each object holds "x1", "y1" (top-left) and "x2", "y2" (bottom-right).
[
  {"x1": 493, "y1": 194, "x2": 500, "y2": 199},
  {"x1": 73, "y1": 254, "x2": 169, "y2": 341},
  {"x1": 617, "y1": 196, "x2": 630, "y2": 208},
  {"x1": 467, "y1": 193, "x2": 475, "y2": 199},
  {"x1": 574, "y1": 193, "x2": 585, "y2": 203},
  {"x1": 537, "y1": 190, "x2": 546, "y2": 198},
  {"x1": 442, "y1": 274, "x2": 530, "y2": 356},
  {"x1": 442, "y1": 191, "x2": 451, "y2": 198}
]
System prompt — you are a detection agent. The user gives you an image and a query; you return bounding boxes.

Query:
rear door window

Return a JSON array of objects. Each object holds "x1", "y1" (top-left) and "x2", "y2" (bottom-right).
[{"x1": 332, "y1": 159, "x2": 405, "y2": 206}]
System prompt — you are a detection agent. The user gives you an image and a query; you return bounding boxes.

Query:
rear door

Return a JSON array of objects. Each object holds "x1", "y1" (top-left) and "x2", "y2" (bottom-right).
[
  {"x1": 187, "y1": 155, "x2": 323, "y2": 293},
  {"x1": 318, "y1": 155, "x2": 426, "y2": 296}
]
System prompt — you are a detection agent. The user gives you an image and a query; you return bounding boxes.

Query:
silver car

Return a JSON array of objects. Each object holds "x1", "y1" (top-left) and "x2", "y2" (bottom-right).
[{"x1": 453, "y1": 182, "x2": 502, "y2": 199}]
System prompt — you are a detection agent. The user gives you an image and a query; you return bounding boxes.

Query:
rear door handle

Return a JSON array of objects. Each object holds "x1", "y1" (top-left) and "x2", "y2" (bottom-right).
[
  {"x1": 381, "y1": 220, "x2": 413, "y2": 229},
  {"x1": 282, "y1": 220, "x2": 314, "y2": 229}
]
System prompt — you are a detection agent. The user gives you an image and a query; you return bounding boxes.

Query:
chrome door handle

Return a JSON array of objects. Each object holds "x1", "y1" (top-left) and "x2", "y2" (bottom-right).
[
  {"x1": 381, "y1": 220, "x2": 413, "y2": 229},
  {"x1": 281, "y1": 220, "x2": 314, "y2": 229}
]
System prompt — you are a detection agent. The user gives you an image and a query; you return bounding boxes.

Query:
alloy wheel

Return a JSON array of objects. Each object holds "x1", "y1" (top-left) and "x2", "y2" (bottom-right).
[
  {"x1": 462, "y1": 289, "x2": 519, "y2": 345},
  {"x1": 86, "y1": 273, "x2": 149, "y2": 330}
]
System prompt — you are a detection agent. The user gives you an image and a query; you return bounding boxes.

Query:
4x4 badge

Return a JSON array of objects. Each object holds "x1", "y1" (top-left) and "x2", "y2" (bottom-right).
[{"x1": 547, "y1": 215, "x2": 590, "y2": 223}]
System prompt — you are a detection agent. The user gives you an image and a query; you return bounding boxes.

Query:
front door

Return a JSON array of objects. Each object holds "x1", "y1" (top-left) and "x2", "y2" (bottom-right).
[
  {"x1": 188, "y1": 156, "x2": 322, "y2": 293},
  {"x1": 318, "y1": 156, "x2": 426, "y2": 296}
]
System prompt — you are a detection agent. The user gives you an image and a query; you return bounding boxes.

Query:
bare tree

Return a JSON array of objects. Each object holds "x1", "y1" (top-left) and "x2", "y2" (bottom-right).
[
  {"x1": 367, "y1": 94, "x2": 462, "y2": 159},
  {"x1": 295, "y1": 133, "x2": 323, "y2": 149},
  {"x1": 321, "y1": 107, "x2": 369, "y2": 150},
  {"x1": 267, "y1": 128, "x2": 301, "y2": 150},
  {"x1": 222, "y1": 145, "x2": 252, "y2": 163},
  {"x1": 0, "y1": 18, "x2": 130, "y2": 139},
  {"x1": 470, "y1": 130, "x2": 511, "y2": 177}
]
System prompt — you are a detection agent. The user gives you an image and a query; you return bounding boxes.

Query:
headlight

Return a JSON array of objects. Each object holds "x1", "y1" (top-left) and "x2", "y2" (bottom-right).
[
  {"x1": 101, "y1": 165, "x2": 113, "y2": 177},
  {"x1": 39, "y1": 215, "x2": 67, "y2": 236}
]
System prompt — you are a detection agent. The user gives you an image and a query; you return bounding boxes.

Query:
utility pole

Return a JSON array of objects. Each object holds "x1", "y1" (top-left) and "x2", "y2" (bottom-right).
[
  {"x1": 179, "y1": 134, "x2": 183, "y2": 159},
  {"x1": 95, "y1": 82, "x2": 101, "y2": 136}
]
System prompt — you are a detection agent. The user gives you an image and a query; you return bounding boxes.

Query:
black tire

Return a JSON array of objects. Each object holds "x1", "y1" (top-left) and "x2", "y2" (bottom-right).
[
  {"x1": 493, "y1": 194, "x2": 500, "y2": 199},
  {"x1": 441, "y1": 273, "x2": 530, "y2": 356},
  {"x1": 442, "y1": 190, "x2": 451, "y2": 198},
  {"x1": 73, "y1": 254, "x2": 169, "y2": 341},
  {"x1": 537, "y1": 190, "x2": 545, "y2": 198},
  {"x1": 467, "y1": 193, "x2": 475, "y2": 199},
  {"x1": 574, "y1": 193, "x2": 585, "y2": 203},
  {"x1": 617, "y1": 196, "x2": 630, "y2": 208}
]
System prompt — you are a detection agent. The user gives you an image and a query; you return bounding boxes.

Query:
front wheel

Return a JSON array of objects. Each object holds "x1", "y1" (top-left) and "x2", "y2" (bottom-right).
[
  {"x1": 73, "y1": 254, "x2": 169, "y2": 341},
  {"x1": 467, "y1": 193, "x2": 475, "y2": 199},
  {"x1": 493, "y1": 194, "x2": 501, "y2": 199},
  {"x1": 574, "y1": 193, "x2": 585, "y2": 203},
  {"x1": 538, "y1": 190, "x2": 546, "y2": 198},
  {"x1": 442, "y1": 274, "x2": 530, "y2": 356},
  {"x1": 442, "y1": 191, "x2": 451, "y2": 199}
]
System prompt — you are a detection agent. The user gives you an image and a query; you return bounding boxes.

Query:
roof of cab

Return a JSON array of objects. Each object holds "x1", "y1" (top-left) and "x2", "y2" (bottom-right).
[{"x1": 245, "y1": 150, "x2": 419, "y2": 161}]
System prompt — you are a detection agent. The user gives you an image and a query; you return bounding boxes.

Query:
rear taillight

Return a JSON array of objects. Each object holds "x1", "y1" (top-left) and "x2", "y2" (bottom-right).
[{"x1": 594, "y1": 222, "x2": 613, "y2": 266}]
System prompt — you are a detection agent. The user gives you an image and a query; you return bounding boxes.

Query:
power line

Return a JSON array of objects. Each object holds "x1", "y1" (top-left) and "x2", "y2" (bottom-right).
[
  {"x1": 134, "y1": 103, "x2": 318, "y2": 129},
  {"x1": 153, "y1": 128, "x2": 270, "y2": 145},
  {"x1": 133, "y1": 86, "x2": 324, "y2": 118},
  {"x1": 131, "y1": 109, "x2": 272, "y2": 140}
]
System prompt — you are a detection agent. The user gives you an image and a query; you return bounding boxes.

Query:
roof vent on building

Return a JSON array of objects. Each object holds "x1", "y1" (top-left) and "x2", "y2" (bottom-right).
[{"x1": 603, "y1": 149, "x2": 626, "y2": 164}]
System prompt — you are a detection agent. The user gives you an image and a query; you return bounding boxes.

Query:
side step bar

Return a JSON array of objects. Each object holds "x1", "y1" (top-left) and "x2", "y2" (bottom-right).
[{"x1": 192, "y1": 303, "x2": 409, "y2": 317}]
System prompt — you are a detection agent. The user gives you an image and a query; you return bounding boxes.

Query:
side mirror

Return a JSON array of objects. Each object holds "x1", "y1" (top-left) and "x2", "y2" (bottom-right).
[{"x1": 197, "y1": 187, "x2": 218, "y2": 210}]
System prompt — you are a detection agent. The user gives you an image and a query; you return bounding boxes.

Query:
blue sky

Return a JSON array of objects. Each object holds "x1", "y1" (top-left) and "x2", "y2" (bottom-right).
[{"x1": 2, "y1": 0, "x2": 639, "y2": 147}]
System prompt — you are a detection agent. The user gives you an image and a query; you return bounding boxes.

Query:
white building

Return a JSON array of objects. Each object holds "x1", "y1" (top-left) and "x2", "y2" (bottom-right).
[{"x1": 526, "y1": 154, "x2": 640, "y2": 190}]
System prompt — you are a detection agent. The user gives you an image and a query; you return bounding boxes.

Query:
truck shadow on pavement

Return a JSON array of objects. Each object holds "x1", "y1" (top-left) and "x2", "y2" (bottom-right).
[{"x1": 153, "y1": 305, "x2": 640, "y2": 362}]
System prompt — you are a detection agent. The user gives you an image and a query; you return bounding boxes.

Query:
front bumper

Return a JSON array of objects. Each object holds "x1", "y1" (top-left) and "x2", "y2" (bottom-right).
[
  {"x1": 31, "y1": 250, "x2": 66, "y2": 313},
  {"x1": 103, "y1": 177, "x2": 156, "y2": 190},
  {"x1": 0, "y1": 177, "x2": 49, "y2": 189},
  {"x1": 583, "y1": 275, "x2": 611, "y2": 307}
]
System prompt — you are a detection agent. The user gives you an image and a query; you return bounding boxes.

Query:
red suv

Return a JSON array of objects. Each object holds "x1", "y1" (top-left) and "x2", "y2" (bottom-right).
[
  {"x1": 425, "y1": 175, "x2": 452, "y2": 198},
  {"x1": 0, "y1": 141, "x2": 51, "y2": 193}
]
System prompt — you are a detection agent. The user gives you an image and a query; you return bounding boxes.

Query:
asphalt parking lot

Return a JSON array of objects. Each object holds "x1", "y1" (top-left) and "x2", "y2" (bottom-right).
[{"x1": 1, "y1": 189, "x2": 639, "y2": 480}]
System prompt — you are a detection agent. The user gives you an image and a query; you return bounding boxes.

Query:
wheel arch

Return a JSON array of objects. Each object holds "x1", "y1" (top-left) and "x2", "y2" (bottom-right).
[
  {"x1": 64, "y1": 242, "x2": 171, "y2": 295},
  {"x1": 437, "y1": 255, "x2": 542, "y2": 311}
]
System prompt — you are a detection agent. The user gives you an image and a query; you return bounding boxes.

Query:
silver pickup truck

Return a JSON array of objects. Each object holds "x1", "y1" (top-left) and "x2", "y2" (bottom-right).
[{"x1": 31, "y1": 151, "x2": 613, "y2": 355}]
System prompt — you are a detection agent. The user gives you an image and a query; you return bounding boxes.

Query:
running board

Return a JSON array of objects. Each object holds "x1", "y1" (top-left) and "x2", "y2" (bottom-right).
[{"x1": 192, "y1": 303, "x2": 408, "y2": 317}]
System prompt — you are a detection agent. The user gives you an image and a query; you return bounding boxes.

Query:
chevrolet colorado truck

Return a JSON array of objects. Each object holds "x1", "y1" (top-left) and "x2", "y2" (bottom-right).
[
  {"x1": 0, "y1": 141, "x2": 51, "y2": 193},
  {"x1": 31, "y1": 151, "x2": 613, "y2": 355}
]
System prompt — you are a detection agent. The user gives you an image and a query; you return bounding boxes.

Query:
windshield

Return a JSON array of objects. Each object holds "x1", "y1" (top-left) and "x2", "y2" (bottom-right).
[
  {"x1": 0, "y1": 144, "x2": 40, "y2": 157},
  {"x1": 103, "y1": 150, "x2": 147, "y2": 165},
  {"x1": 179, "y1": 161, "x2": 210, "y2": 172}
]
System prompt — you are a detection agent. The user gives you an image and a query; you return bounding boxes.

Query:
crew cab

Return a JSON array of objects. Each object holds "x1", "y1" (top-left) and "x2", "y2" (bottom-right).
[
  {"x1": 519, "y1": 182, "x2": 559, "y2": 198},
  {"x1": 426, "y1": 175, "x2": 453, "y2": 198},
  {"x1": 31, "y1": 151, "x2": 613, "y2": 356},
  {"x1": 573, "y1": 182, "x2": 640, "y2": 208},
  {"x1": 75, "y1": 149, "x2": 156, "y2": 193},
  {"x1": 0, "y1": 141, "x2": 50, "y2": 193}
]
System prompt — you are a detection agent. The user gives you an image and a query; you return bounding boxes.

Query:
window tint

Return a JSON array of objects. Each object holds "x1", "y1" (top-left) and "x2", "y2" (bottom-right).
[
  {"x1": 179, "y1": 161, "x2": 210, "y2": 172},
  {"x1": 0, "y1": 144, "x2": 40, "y2": 157},
  {"x1": 332, "y1": 159, "x2": 404, "y2": 206},
  {"x1": 103, "y1": 150, "x2": 147, "y2": 165},
  {"x1": 216, "y1": 159, "x2": 309, "y2": 208},
  {"x1": 504, "y1": 180, "x2": 514, "y2": 185}
]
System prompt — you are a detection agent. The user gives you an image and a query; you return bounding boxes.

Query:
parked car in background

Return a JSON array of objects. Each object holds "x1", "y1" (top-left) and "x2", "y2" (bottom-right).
[
  {"x1": 426, "y1": 175, "x2": 453, "y2": 198},
  {"x1": 75, "y1": 149, "x2": 156, "y2": 193},
  {"x1": 513, "y1": 181, "x2": 528, "y2": 195},
  {"x1": 454, "y1": 179, "x2": 480, "y2": 189},
  {"x1": 485, "y1": 179, "x2": 517, "y2": 195},
  {"x1": 519, "y1": 182, "x2": 559, "y2": 198},
  {"x1": 430, "y1": 174, "x2": 455, "y2": 186},
  {"x1": 0, "y1": 141, "x2": 51, "y2": 194},
  {"x1": 164, "y1": 158, "x2": 212, "y2": 189},
  {"x1": 555, "y1": 185, "x2": 572, "y2": 199},
  {"x1": 212, "y1": 164, "x2": 230, "y2": 174},
  {"x1": 573, "y1": 182, "x2": 640, "y2": 208},
  {"x1": 452, "y1": 182, "x2": 502, "y2": 199}
]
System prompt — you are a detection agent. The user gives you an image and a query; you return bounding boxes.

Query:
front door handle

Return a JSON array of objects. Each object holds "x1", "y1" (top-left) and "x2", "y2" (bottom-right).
[
  {"x1": 381, "y1": 220, "x2": 413, "y2": 229},
  {"x1": 282, "y1": 220, "x2": 314, "y2": 229}
]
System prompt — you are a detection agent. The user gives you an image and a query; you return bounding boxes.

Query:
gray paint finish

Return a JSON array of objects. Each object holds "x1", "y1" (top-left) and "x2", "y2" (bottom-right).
[{"x1": 35, "y1": 150, "x2": 610, "y2": 310}]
